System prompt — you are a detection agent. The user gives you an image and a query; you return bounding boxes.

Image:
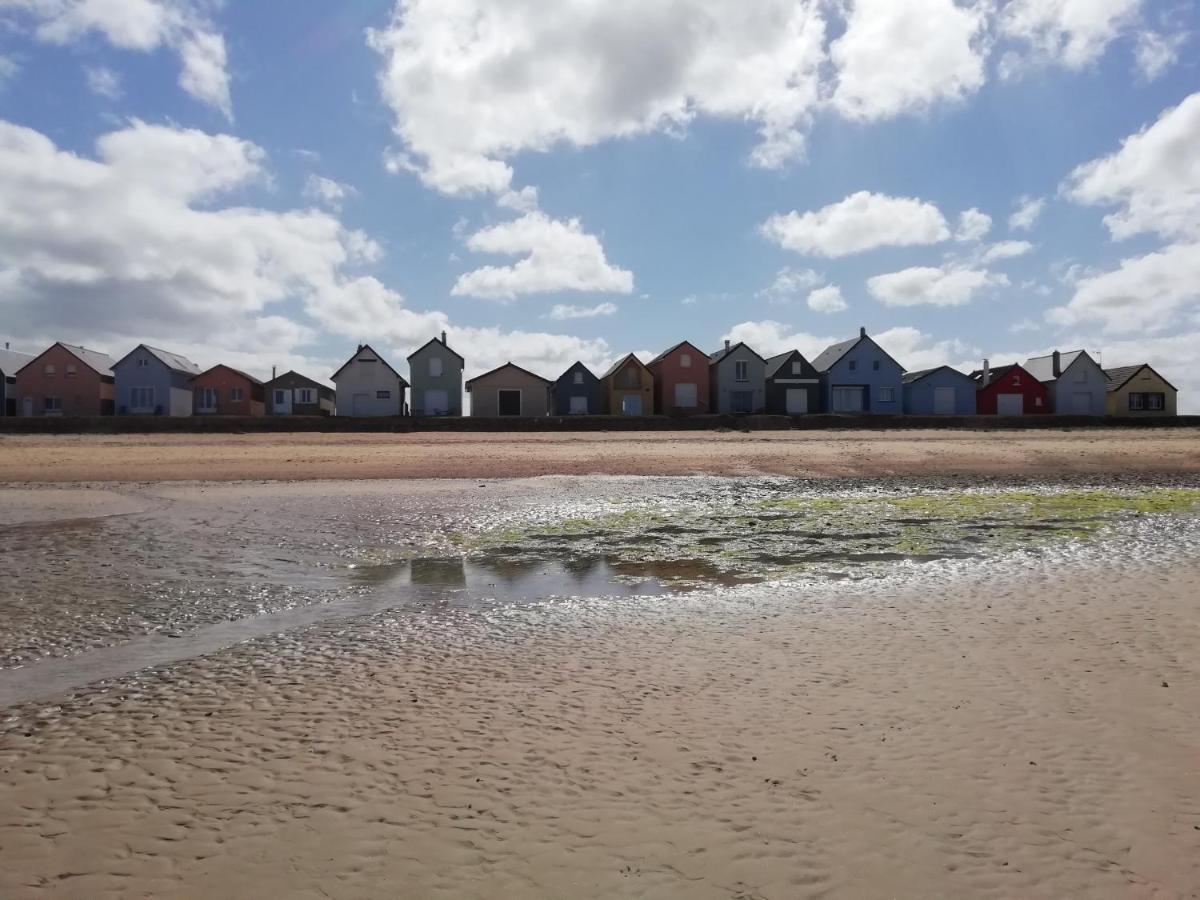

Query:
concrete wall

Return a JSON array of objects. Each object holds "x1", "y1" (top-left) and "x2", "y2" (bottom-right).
[
  {"x1": 409, "y1": 343, "x2": 463, "y2": 416},
  {"x1": 467, "y1": 367, "x2": 551, "y2": 417},
  {"x1": 902, "y1": 370, "x2": 978, "y2": 415},
  {"x1": 1048, "y1": 357, "x2": 1108, "y2": 415},
  {"x1": 650, "y1": 344, "x2": 711, "y2": 414},
  {"x1": 15, "y1": 345, "x2": 114, "y2": 417},
  {"x1": 334, "y1": 353, "x2": 404, "y2": 417},
  {"x1": 822, "y1": 343, "x2": 903, "y2": 414},
  {"x1": 710, "y1": 348, "x2": 766, "y2": 414},
  {"x1": 114, "y1": 348, "x2": 194, "y2": 416},
  {"x1": 1107, "y1": 368, "x2": 1177, "y2": 416}
]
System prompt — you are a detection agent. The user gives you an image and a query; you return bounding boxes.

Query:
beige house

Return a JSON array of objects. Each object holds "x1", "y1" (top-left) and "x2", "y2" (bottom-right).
[
  {"x1": 465, "y1": 362, "x2": 552, "y2": 417},
  {"x1": 1104, "y1": 364, "x2": 1177, "y2": 416},
  {"x1": 601, "y1": 353, "x2": 654, "y2": 415}
]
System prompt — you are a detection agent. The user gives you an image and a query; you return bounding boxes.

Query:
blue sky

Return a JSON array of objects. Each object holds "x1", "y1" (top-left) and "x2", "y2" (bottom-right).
[{"x1": 1, "y1": 0, "x2": 1197, "y2": 408}]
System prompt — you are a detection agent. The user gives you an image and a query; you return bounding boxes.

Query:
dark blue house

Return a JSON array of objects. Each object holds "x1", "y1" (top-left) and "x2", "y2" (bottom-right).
[
  {"x1": 812, "y1": 327, "x2": 905, "y2": 414},
  {"x1": 902, "y1": 366, "x2": 977, "y2": 415},
  {"x1": 551, "y1": 361, "x2": 601, "y2": 415}
]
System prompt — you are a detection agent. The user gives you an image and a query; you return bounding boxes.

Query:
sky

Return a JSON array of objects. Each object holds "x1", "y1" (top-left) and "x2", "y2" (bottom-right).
[{"x1": 0, "y1": 0, "x2": 1198, "y2": 409}]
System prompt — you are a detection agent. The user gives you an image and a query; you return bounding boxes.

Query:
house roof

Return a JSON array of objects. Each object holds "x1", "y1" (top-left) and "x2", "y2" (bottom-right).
[
  {"x1": 601, "y1": 353, "x2": 650, "y2": 380},
  {"x1": 555, "y1": 361, "x2": 598, "y2": 382},
  {"x1": 114, "y1": 344, "x2": 202, "y2": 375},
  {"x1": 901, "y1": 365, "x2": 972, "y2": 385},
  {"x1": 1024, "y1": 349, "x2": 1094, "y2": 382},
  {"x1": 1104, "y1": 364, "x2": 1177, "y2": 393},
  {"x1": 465, "y1": 361, "x2": 552, "y2": 389},
  {"x1": 811, "y1": 331, "x2": 904, "y2": 374},
  {"x1": 266, "y1": 370, "x2": 334, "y2": 393},
  {"x1": 0, "y1": 346, "x2": 35, "y2": 375},
  {"x1": 406, "y1": 335, "x2": 465, "y2": 364},
  {"x1": 647, "y1": 340, "x2": 705, "y2": 367},
  {"x1": 20, "y1": 342, "x2": 117, "y2": 377},
  {"x1": 764, "y1": 350, "x2": 812, "y2": 379},
  {"x1": 709, "y1": 341, "x2": 766, "y2": 366},
  {"x1": 968, "y1": 362, "x2": 1023, "y2": 383},
  {"x1": 191, "y1": 364, "x2": 264, "y2": 386},
  {"x1": 331, "y1": 344, "x2": 408, "y2": 385}
]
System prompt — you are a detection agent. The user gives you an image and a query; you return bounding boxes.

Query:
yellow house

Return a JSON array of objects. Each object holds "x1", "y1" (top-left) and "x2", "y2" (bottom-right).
[
  {"x1": 601, "y1": 353, "x2": 654, "y2": 415},
  {"x1": 1104, "y1": 364, "x2": 1177, "y2": 416}
]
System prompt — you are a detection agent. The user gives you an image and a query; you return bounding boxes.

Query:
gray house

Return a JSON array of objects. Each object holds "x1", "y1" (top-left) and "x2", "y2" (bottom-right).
[
  {"x1": 1, "y1": 344, "x2": 35, "y2": 416},
  {"x1": 112, "y1": 344, "x2": 202, "y2": 416},
  {"x1": 408, "y1": 331, "x2": 464, "y2": 416},
  {"x1": 902, "y1": 367, "x2": 978, "y2": 415},
  {"x1": 1024, "y1": 349, "x2": 1107, "y2": 415},
  {"x1": 709, "y1": 340, "x2": 767, "y2": 413},
  {"x1": 266, "y1": 370, "x2": 335, "y2": 416}
]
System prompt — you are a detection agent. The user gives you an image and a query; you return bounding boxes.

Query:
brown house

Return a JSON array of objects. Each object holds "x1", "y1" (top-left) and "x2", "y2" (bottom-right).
[
  {"x1": 190, "y1": 364, "x2": 266, "y2": 416},
  {"x1": 14, "y1": 342, "x2": 115, "y2": 417},
  {"x1": 600, "y1": 353, "x2": 654, "y2": 415},
  {"x1": 1105, "y1": 364, "x2": 1177, "y2": 416},
  {"x1": 465, "y1": 362, "x2": 552, "y2": 417},
  {"x1": 647, "y1": 340, "x2": 711, "y2": 415}
]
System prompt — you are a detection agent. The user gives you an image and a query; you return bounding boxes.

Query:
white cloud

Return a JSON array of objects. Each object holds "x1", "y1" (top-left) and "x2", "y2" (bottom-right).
[
  {"x1": 867, "y1": 264, "x2": 1008, "y2": 306},
  {"x1": 451, "y1": 212, "x2": 633, "y2": 300},
  {"x1": 982, "y1": 240, "x2": 1034, "y2": 262},
  {"x1": 84, "y1": 64, "x2": 121, "y2": 99},
  {"x1": 547, "y1": 301, "x2": 618, "y2": 320},
  {"x1": 2, "y1": 0, "x2": 231, "y2": 116},
  {"x1": 1065, "y1": 92, "x2": 1200, "y2": 242},
  {"x1": 807, "y1": 284, "x2": 847, "y2": 314},
  {"x1": 450, "y1": 326, "x2": 613, "y2": 383},
  {"x1": 831, "y1": 0, "x2": 988, "y2": 121},
  {"x1": 757, "y1": 266, "x2": 823, "y2": 303},
  {"x1": 1008, "y1": 195, "x2": 1045, "y2": 231},
  {"x1": 999, "y1": 0, "x2": 1142, "y2": 73},
  {"x1": 303, "y1": 174, "x2": 357, "y2": 211},
  {"x1": 1134, "y1": 30, "x2": 1185, "y2": 80},
  {"x1": 0, "y1": 53, "x2": 19, "y2": 88},
  {"x1": 497, "y1": 186, "x2": 539, "y2": 213},
  {"x1": 955, "y1": 207, "x2": 992, "y2": 242},
  {"x1": 368, "y1": 0, "x2": 828, "y2": 195},
  {"x1": 761, "y1": 191, "x2": 950, "y2": 257},
  {"x1": 722, "y1": 320, "x2": 836, "y2": 360}
]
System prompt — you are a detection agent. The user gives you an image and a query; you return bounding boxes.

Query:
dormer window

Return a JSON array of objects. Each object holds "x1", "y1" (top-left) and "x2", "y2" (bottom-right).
[
  {"x1": 430, "y1": 357, "x2": 443, "y2": 377},
  {"x1": 680, "y1": 353, "x2": 691, "y2": 368}
]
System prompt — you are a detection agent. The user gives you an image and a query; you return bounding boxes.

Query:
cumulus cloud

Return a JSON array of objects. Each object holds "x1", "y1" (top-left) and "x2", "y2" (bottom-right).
[
  {"x1": 303, "y1": 174, "x2": 357, "y2": 211},
  {"x1": 1134, "y1": 30, "x2": 1186, "y2": 81},
  {"x1": 761, "y1": 191, "x2": 951, "y2": 258},
  {"x1": 546, "y1": 302, "x2": 618, "y2": 320},
  {"x1": 451, "y1": 212, "x2": 634, "y2": 300},
  {"x1": 831, "y1": 0, "x2": 988, "y2": 121},
  {"x1": 1008, "y1": 195, "x2": 1045, "y2": 231},
  {"x1": 1, "y1": 0, "x2": 232, "y2": 116},
  {"x1": 807, "y1": 284, "x2": 848, "y2": 314},
  {"x1": 999, "y1": 0, "x2": 1142, "y2": 73},
  {"x1": 0, "y1": 53, "x2": 17, "y2": 88},
  {"x1": 84, "y1": 64, "x2": 122, "y2": 99},
  {"x1": 368, "y1": 0, "x2": 828, "y2": 195},
  {"x1": 982, "y1": 240, "x2": 1034, "y2": 262},
  {"x1": 757, "y1": 266, "x2": 823, "y2": 303},
  {"x1": 867, "y1": 265, "x2": 1008, "y2": 306},
  {"x1": 955, "y1": 207, "x2": 992, "y2": 242}
]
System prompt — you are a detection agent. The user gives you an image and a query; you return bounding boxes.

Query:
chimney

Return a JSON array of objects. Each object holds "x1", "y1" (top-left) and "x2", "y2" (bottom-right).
[
  {"x1": 4, "y1": 342, "x2": 8, "y2": 350},
  {"x1": 441, "y1": 330, "x2": 447, "y2": 345},
  {"x1": 860, "y1": 326, "x2": 867, "y2": 338},
  {"x1": 272, "y1": 365, "x2": 277, "y2": 380},
  {"x1": 724, "y1": 339, "x2": 731, "y2": 351},
  {"x1": 1052, "y1": 350, "x2": 1061, "y2": 377},
  {"x1": 981, "y1": 359, "x2": 990, "y2": 387},
  {"x1": 357, "y1": 344, "x2": 363, "y2": 353}
]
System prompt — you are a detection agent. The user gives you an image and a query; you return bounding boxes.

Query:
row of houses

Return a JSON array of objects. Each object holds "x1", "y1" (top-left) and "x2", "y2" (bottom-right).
[{"x1": 0, "y1": 328, "x2": 1178, "y2": 420}]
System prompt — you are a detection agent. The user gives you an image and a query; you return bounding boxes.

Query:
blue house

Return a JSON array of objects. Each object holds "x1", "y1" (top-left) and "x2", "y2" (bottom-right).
[
  {"x1": 812, "y1": 327, "x2": 904, "y2": 414},
  {"x1": 902, "y1": 366, "x2": 977, "y2": 415},
  {"x1": 112, "y1": 344, "x2": 202, "y2": 416},
  {"x1": 551, "y1": 361, "x2": 601, "y2": 415}
]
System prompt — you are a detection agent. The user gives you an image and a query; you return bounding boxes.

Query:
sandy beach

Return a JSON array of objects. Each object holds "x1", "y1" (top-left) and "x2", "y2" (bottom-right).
[{"x1": 1, "y1": 428, "x2": 1200, "y2": 482}]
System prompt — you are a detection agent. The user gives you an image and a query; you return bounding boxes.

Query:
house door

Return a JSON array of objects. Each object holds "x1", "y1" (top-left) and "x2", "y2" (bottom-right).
[
  {"x1": 785, "y1": 389, "x2": 808, "y2": 414},
  {"x1": 569, "y1": 395, "x2": 588, "y2": 414},
  {"x1": 621, "y1": 394, "x2": 642, "y2": 415},
  {"x1": 497, "y1": 390, "x2": 521, "y2": 416},
  {"x1": 996, "y1": 393, "x2": 1023, "y2": 416},
  {"x1": 674, "y1": 382, "x2": 697, "y2": 409},
  {"x1": 424, "y1": 389, "x2": 449, "y2": 415},
  {"x1": 831, "y1": 386, "x2": 863, "y2": 413},
  {"x1": 352, "y1": 393, "x2": 370, "y2": 415},
  {"x1": 933, "y1": 386, "x2": 956, "y2": 415},
  {"x1": 1072, "y1": 392, "x2": 1093, "y2": 414},
  {"x1": 274, "y1": 389, "x2": 291, "y2": 415},
  {"x1": 22, "y1": 396, "x2": 33, "y2": 417}
]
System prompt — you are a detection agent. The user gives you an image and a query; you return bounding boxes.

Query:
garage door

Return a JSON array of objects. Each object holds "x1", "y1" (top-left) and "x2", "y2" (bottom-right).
[
  {"x1": 674, "y1": 382, "x2": 698, "y2": 409},
  {"x1": 569, "y1": 395, "x2": 588, "y2": 414},
  {"x1": 424, "y1": 389, "x2": 449, "y2": 415},
  {"x1": 996, "y1": 393, "x2": 1022, "y2": 416},
  {"x1": 933, "y1": 386, "x2": 956, "y2": 415},
  {"x1": 785, "y1": 389, "x2": 808, "y2": 414},
  {"x1": 1072, "y1": 392, "x2": 1093, "y2": 414}
]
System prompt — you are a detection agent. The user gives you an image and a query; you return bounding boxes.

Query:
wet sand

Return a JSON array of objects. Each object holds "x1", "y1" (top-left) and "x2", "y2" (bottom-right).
[{"x1": 2, "y1": 427, "x2": 1200, "y2": 482}]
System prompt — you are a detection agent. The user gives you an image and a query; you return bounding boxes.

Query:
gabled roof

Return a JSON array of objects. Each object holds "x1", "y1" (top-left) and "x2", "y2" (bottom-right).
[
  {"x1": 465, "y1": 361, "x2": 552, "y2": 389},
  {"x1": 765, "y1": 349, "x2": 813, "y2": 379},
  {"x1": 601, "y1": 352, "x2": 650, "y2": 381},
  {"x1": 901, "y1": 365, "x2": 973, "y2": 385},
  {"x1": 1024, "y1": 349, "x2": 1097, "y2": 383},
  {"x1": 114, "y1": 344, "x2": 202, "y2": 375},
  {"x1": 812, "y1": 332, "x2": 903, "y2": 374},
  {"x1": 1104, "y1": 364, "x2": 1177, "y2": 393},
  {"x1": 18, "y1": 342, "x2": 116, "y2": 377},
  {"x1": 331, "y1": 344, "x2": 408, "y2": 385},
  {"x1": 265, "y1": 370, "x2": 334, "y2": 393},
  {"x1": 647, "y1": 340, "x2": 706, "y2": 368},
  {"x1": 0, "y1": 346, "x2": 35, "y2": 375},
  {"x1": 191, "y1": 364, "x2": 264, "y2": 386},
  {"x1": 555, "y1": 360, "x2": 598, "y2": 382},
  {"x1": 968, "y1": 362, "x2": 1024, "y2": 384},
  {"x1": 709, "y1": 341, "x2": 766, "y2": 366},
  {"x1": 407, "y1": 335, "x2": 465, "y2": 364}
]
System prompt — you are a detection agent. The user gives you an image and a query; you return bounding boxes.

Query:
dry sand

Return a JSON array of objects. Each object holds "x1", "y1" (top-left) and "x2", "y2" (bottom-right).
[
  {"x1": 2, "y1": 427, "x2": 1200, "y2": 482},
  {"x1": 2, "y1": 552, "x2": 1198, "y2": 899}
]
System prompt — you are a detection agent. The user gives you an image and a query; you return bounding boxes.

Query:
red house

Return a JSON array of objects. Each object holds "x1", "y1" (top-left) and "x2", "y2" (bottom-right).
[
  {"x1": 190, "y1": 364, "x2": 266, "y2": 416},
  {"x1": 970, "y1": 361, "x2": 1049, "y2": 415},
  {"x1": 647, "y1": 340, "x2": 711, "y2": 415}
]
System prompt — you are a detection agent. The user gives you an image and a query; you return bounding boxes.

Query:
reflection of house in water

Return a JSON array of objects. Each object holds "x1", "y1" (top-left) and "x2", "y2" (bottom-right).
[
  {"x1": 561, "y1": 555, "x2": 603, "y2": 581},
  {"x1": 409, "y1": 557, "x2": 467, "y2": 587},
  {"x1": 477, "y1": 556, "x2": 542, "y2": 584}
]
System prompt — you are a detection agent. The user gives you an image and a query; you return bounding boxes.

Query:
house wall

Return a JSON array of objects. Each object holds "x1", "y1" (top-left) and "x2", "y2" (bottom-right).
[
  {"x1": 766, "y1": 354, "x2": 822, "y2": 414},
  {"x1": 2, "y1": 375, "x2": 14, "y2": 416},
  {"x1": 266, "y1": 373, "x2": 334, "y2": 415},
  {"x1": 710, "y1": 349, "x2": 766, "y2": 413},
  {"x1": 551, "y1": 365, "x2": 601, "y2": 415},
  {"x1": 603, "y1": 361, "x2": 653, "y2": 414},
  {"x1": 649, "y1": 345, "x2": 711, "y2": 414},
  {"x1": 191, "y1": 368, "x2": 266, "y2": 416},
  {"x1": 1108, "y1": 369, "x2": 1177, "y2": 416},
  {"x1": 1047, "y1": 357, "x2": 1107, "y2": 415},
  {"x1": 15, "y1": 345, "x2": 113, "y2": 417},
  {"x1": 976, "y1": 368, "x2": 1049, "y2": 415},
  {"x1": 822, "y1": 344, "x2": 903, "y2": 414},
  {"x1": 114, "y1": 348, "x2": 193, "y2": 416},
  {"x1": 468, "y1": 369, "x2": 551, "y2": 417},
  {"x1": 409, "y1": 344, "x2": 463, "y2": 416},
  {"x1": 902, "y1": 370, "x2": 977, "y2": 415},
  {"x1": 334, "y1": 357, "x2": 403, "y2": 417}
]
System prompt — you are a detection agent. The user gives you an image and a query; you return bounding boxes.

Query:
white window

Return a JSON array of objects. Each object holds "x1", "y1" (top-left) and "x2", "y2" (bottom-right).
[
  {"x1": 791, "y1": 361, "x2": 803, "y2": 375},
  {"x1": 1147, "y1": 393, "x2": 1165, "y2": 410},
  {"x1": 43, "y1": 364, "x2": 55, "y2": 376},
  {"x1": 430, "y1": 357, "x2": 443, "y2": 377},
  {"x1": 198, "y1": 387, "x2": 218, "y2": 410},
  {"x1": 66, "y1": 364, "x2": 77, "y2": 377},
  {"x1": 573, "y1": 371, "x2": 583, "y2": 385},
  {"x1": 832, "y1": 386, "x2": 863, "y2": 412},
  {"x1": 230, "y1": 387, "x2": 244, "y2": 402},
  {"x1": 1129, "y1": 393, "x2": 1144, "y2": 410},
  {"x1": 137, "y1": 358, "x2": 150, "y2": 368},
  {"x1": 376, "y1": 390, "x2": 391, "y2": 400},
  {"x1": 878, "y1": 387, "x2": 895, "y2": 403},
  {"x1": 734, "y1": 360, "x2": 748, "y2": 382},
  {"x1": 131, "y1": 387, "x2": 155, "y2": 410},
  {"x1": 299, "y1": 388, "x2": 314, "y2": 404},
  {"x1": 680, "y1": 353, "x2": 691, "y2": 368}
]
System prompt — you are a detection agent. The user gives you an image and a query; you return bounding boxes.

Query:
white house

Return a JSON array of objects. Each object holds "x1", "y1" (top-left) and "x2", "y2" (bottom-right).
[
  {"x1": 331, "y1": 344, "x2": 408, "y2": 417},
  {"x1": 1024, "y1": 349, "x2": 1107, "y2": 416}
]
